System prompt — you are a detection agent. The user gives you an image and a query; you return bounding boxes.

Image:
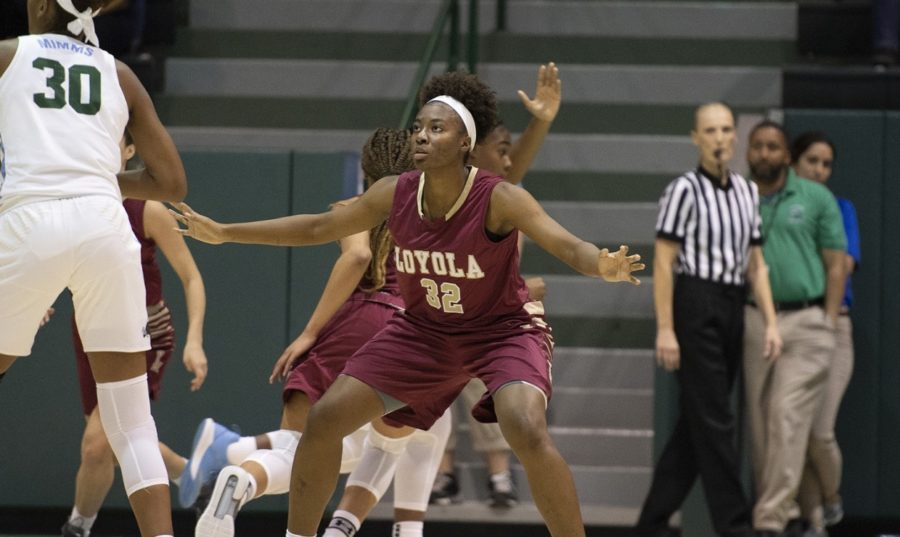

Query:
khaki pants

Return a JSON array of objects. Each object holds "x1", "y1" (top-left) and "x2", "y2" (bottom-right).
[
  {"x1": 743, "y1": 306, "x2": 835, "y2": 531},
  {"x1": 798, "y1": 315, "x2": 854, "y2": 529},
  {"x1": 445, "y1": 378, "x2": 510, "y2": 453}
]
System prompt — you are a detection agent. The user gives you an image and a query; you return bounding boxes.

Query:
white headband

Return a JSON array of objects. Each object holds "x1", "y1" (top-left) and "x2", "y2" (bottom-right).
[
  {"x1": 427, "y1": 95, "x2": 476, "y2": 151},
  {"x1": 56, "y1": 0, "x2": 101, "y2": 47}
]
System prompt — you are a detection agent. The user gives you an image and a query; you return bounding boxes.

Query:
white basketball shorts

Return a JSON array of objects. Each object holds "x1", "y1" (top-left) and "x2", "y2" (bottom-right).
[{"x1": 0, "y1": 195, "x2": 150, "y2": 356}]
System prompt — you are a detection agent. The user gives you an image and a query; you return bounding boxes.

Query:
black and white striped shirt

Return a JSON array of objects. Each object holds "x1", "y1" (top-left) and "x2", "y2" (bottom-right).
[{"x1": 655, "y1": 167, "x2": 763, "y2": 285}]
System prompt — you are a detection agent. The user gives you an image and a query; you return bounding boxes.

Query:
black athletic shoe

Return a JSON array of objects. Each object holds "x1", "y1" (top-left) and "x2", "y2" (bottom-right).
[
  {"x1": 193, "y1": 482, "x2": 215, "y2": 520},
  {"x1": 429, "y1": 471, "x2": 461, "y2": 505},
  {"x1": 61, "y1": 521, "x2": 87, "y2": 537},
  {"x1": 487, "y1": 471, "x2": 518, "y2": 508}
]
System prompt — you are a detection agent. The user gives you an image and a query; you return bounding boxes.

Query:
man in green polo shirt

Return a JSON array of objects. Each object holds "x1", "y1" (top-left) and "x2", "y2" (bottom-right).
[{"x1": 742, "y1": 120, "x2": 847, "y2": 537}]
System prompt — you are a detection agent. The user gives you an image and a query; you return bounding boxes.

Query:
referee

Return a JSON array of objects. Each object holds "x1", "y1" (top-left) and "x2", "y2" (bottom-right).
[{"x1": 634, "y1": 102, "x2": 782, "y2": 537}]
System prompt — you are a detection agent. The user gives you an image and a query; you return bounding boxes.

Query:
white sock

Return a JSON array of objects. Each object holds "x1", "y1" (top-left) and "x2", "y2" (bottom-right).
[
  {"x1": 267, "y1": 429, "x2": 301, "y2": 451},
  {"x1": 392, "y1": 521, "x2": 423, "y2": 537},
  {"x1": 323, "y1": 509, "x2": 360, "y2": 537},
  {"x1": 226, "y1": 436, "x2": 258, "y2": 464},
  {"x1": 68, "y1": 507, "x2": 96, "y2": 534},
  {"x1": 286, "y1": 531, "x2": 316, "y2": 537}
]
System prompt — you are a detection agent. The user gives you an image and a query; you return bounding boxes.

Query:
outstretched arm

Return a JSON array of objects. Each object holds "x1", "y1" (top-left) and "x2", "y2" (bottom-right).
[
  {"x1": 506, "y1": 62, "x2": 561, "y2": 185},
  {"x1": 171, "y1": 175, "x2": 397, "y2": 247},
  {"x1": 271, "y1": 224, "x2": 372, "y2": 383},
  {"x1": 488, "y1": 182, "x2": 644, "y2": 283},
  {"x1": 144, "y1": 201, "x2": 208, "y2": 391}
]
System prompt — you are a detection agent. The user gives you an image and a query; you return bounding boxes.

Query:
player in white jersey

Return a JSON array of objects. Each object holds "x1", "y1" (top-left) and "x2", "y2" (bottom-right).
[{"x1": 0, "y1": 1, "x2": 186, "y2": 536}]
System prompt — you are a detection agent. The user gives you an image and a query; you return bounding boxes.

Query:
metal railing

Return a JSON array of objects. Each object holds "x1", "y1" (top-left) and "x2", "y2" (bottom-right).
[{"x1": 398, "y1": 0, "x2": 483, "y2": 129}]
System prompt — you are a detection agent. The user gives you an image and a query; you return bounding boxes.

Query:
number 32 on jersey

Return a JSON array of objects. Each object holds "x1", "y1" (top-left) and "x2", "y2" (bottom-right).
[{"x1": 420, "y1": 278, "x2": 463, "y2": 314}]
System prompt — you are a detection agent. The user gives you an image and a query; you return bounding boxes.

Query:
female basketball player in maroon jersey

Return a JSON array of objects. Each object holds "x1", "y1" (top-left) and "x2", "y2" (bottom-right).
[{"x1": 173, "y1": 71, "x2": 643, "y2": 537}]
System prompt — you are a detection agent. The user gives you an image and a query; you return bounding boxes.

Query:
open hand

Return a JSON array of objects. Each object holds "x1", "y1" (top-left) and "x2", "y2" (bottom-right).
[
  {"x1": 270, "y1": 331, "x2": 317, "y2": 384},
  {"x1": 598, "y1": 245, "x2": 644, "y2": 285},
  {"x1": 517, "y1": 62, "x2": 561, "y2": 123},
  {"x1": 183, "y1": 342, "x2": 208, "y2": 392},
  {"x1": 169, "y1": 202, "x2": 226, "y2": 244}
]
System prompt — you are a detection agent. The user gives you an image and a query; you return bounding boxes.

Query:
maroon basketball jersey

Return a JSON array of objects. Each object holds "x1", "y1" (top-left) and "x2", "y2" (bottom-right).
[
  {"x1": 388, "y1": 167, "x2": 529, "y2": 330},
  {"x1": 352, "y1": 253, "x2": 404, "y2": 309},
  {"x1": 123, "y1": 199, "x2": 163, "y2": 306}
]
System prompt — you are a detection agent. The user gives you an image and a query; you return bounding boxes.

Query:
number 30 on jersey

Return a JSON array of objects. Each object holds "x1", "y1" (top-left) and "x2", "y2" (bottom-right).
[{"x1": 32, "y1": 57, "x2": 101, "y2": 115}]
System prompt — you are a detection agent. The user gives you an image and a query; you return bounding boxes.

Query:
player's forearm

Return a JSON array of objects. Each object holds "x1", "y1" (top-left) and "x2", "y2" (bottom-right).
[
  {"x1": 653, "y1": 264, "x2": 675, "y2": 331},
  {"x1": 749, "y1": 263, "x2": 777, "y2": 328},
  {"x1": 118, "y1": 167, "x2": 187, "y2": 202},
  {"x1": 183, "y1": 277, "x2": 206, "y2": 348},
  {"x1": 221, "y1": 214, "x2": 330, "y2": 246},
  {"x1": 562, "y1": 240, "x2": 604, "y2": 277},
  {"x1": 824, "y1": 263, "x2": 846, "y2": 321},
  {"x1": 507, "y1": 118, "x2": 553, "y2": 185},
  {"x1": 303, "y1": 251, "x2": 371, "y2": 337}
]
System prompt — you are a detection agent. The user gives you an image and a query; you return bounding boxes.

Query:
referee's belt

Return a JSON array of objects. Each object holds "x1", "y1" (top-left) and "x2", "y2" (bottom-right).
[{"x1": 749, "y1": 296, "x2": 824, "y2": 312}]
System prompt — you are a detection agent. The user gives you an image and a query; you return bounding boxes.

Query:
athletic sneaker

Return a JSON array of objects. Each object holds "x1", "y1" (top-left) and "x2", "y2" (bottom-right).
[
  {"x1": 195, "y1": 465, "x2": 254, "y2": 537},
  {"x1": 179, "y1": 418, "x2": 240, "y2": 508},
  {"x1": 429, "y1": 471, "x2": 461, "y2": 505},
  {"x1": 60, "y1": 521, "x2": 88, "y2": 537},
  {"x1": 488, "y1": 471, "x2": 518, "y2": 508},
  {"x1": 823, "y1": 501, "x2": 844, "y2": 526}
]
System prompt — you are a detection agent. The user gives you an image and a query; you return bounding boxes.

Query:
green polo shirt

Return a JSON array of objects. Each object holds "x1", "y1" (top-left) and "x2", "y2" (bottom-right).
[{"x1": 758, "y1": 169, "x2": 846, "y2": 302}]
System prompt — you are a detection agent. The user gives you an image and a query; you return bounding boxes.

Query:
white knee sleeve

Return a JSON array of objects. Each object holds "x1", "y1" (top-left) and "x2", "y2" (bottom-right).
[
  {"x1": 339, "y1": 424, "x2": 370, "y2": 474},
  {"x1": 394, "y1": 409, "x2": 452, "y2": 511},
  {"x1": 345, "y1": 427, "x2": 411, "y2": 499},
  {"x1": 96, "y1": 374, "x2": 168, "y2": 495},
  {"x1": 244, "y1": 429, "x2": 300, "y2": 496}
]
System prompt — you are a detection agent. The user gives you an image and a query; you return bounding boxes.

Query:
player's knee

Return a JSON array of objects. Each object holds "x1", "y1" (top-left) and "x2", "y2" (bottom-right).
[
  {"x1": 498, "y1": 411, "x2": 549, "y2": 454},
  {"x1": 305, "y1": 401, "x2": 349, "y2": 440},
  {"x1": 81, "y1": 428, "x2": 114, "y2": 467},
  {"x1": 808, "y1": 433, "x2": 836, "y2": 454}
]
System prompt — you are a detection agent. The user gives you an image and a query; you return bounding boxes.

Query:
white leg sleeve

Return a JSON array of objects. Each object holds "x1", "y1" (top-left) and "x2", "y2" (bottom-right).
[
  {"x1": 242, "y1": 425, "x2": 370, "y2": 495},
  {"x1": 339, "y1": 424, "x2": 370, "y2": 475},
  {"x1": 243, "y1": 430, "x2": 301, "y2": 496},
  {"x1": 96, "y1": 374, "x2": 168, "y2": 496},
  {"x1": 344, "y1": 427, "x2": 412, "y2": 499},
  {"x1": 393, "y1": 409, "x2": 452, "y2": 511}
]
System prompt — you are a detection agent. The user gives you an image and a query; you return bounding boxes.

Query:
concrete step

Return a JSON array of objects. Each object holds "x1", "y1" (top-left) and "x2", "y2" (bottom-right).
[
  {"x1": 523, "y1": 172, "x2": 672, "y2": 203},
  {"x1": 155, "y1": 95, "x2": 762, "y2": 137},
  {"x1": 188, "y1": 0, "x2": 795, "y2": 40},
  {"x1": 545, "y1": 317, "x2": 655, "y2": 349},
  {"x1": 539, "y1": 275, "x2": 654, "y2": 319},
  {"x1": 551, "y1": 347, "x2": 655, "y2": 390},
  {"x1": 546, "y1": 387, "x2": 652, "y2": 429},
  {"x1": 449, "y1": 425, "x2": 653, "y2": 468},
  {"x1": 438, "y1": 463, "x2": 652, "y2": 507},
  {"x1": 170, "y1": 29, "x2": 797, "y2": 66},
  {"x1": 165, "y1": 127, "x2": 698, "y2": 175},
  {"x1": 366, "y1": 498, "x2": 641, "y2": 527},
  {"x1": 164, "y1": 58, "x2": 781, "y2": 107},
  {"x1": 541, "y1": 201, "x2": 657, "y2": 244},
  {"x1": 522, "y1": 242, "x2": 655, "y2": 276},
  {"x1": 373, "y1": 462, "x2": 651, "y2": 509}
]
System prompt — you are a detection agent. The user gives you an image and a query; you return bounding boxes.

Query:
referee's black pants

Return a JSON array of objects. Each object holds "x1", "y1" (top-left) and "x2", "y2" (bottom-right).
[{"x1": 635, "y1": 276, "x2": 753, "y2": 537}]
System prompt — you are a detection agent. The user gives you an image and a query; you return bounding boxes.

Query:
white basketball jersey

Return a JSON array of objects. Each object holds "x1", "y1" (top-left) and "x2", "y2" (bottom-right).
[{"x1": 0, "y1": 34, "x2": 127, "y2": 213}]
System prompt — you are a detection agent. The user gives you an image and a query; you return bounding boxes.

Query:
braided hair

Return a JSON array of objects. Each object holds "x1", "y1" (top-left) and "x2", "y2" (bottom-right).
[{"x1": 359, "y1": 128, "x2": 412, "y2": 292}]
